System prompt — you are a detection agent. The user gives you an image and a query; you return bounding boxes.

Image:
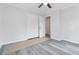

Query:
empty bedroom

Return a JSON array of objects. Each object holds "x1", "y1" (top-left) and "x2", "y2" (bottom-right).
[{"x1": 0, "y1": 3, "x2": 79, "y2": 55}]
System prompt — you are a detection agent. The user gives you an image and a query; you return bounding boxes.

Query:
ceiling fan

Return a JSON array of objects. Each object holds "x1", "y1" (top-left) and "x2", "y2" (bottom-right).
[{"x1": 38, "y1": 3, "x2": 52, "y2": 8}]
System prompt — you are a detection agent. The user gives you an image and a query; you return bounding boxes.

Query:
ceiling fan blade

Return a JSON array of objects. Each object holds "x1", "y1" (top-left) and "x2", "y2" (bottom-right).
[
  {"x1": 47, "y1": 3, "x2": 51, "y2": 8},
  {"x1": 38, "y1": 3, "x2": 43, "y2": 8}
]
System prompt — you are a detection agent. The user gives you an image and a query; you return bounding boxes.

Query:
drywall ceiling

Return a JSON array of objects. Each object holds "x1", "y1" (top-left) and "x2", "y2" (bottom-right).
[{"x1": 6, "y1": 3, "x2": 79, "y2": 16}]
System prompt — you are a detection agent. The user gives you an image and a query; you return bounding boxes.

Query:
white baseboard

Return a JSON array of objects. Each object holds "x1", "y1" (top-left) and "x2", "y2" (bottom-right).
[{"x1": 0, "y1": 36, "x2": 38, "y2": 48}]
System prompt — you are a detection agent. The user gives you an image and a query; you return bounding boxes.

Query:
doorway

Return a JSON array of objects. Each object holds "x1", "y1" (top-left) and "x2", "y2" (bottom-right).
[{"x1": 45, "y1": 16, "x2": 51, "y2": 38}]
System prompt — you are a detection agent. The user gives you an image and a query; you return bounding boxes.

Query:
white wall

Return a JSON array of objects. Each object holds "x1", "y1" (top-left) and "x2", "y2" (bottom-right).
[
  {"x1": 60, "y1": 5, "x2": 79, "y2": 43},
  {"x1": 0, "y1": 4, "x2": 45, "y2": 45},
  {"x1": 51, "y1": 10, "x2": 62, "y2": 40},
  {"x1": 51, "y1": 5, "x2": 79, "y2": 44}
]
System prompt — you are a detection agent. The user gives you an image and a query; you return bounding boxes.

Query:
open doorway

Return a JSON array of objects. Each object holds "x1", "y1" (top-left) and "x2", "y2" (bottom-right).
[{"x1": 45, "y1": 16, "x2": 51, "y2": 38}]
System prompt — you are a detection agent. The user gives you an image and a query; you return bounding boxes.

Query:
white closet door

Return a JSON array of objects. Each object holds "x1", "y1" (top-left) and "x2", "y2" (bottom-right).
[
  {"x1": 26, "y1": 14, "x2": 38, "y2": 39},
  {"x1": 39, "y1": 16, "x2": 45, "y2": 37}
]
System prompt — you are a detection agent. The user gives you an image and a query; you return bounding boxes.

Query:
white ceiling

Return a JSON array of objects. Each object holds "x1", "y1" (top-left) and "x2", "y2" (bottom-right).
[{"x1": 7, "y1": 3, "x2": 79, "y2": 17}]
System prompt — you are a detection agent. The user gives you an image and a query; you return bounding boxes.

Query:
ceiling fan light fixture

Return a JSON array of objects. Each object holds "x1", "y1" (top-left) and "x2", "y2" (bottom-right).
[{"x1": 38, "y1": 3, "x2": 52, "y2": 8}]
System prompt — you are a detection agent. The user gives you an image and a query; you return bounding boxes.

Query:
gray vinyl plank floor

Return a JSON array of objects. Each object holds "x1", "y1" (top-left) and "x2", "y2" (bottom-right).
[{"x1": 5, "y1": 39, "x2": 79, "y2": 55}]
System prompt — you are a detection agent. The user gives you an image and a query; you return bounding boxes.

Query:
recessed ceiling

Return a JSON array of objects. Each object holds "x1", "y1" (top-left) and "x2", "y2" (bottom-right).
[{"x1": 7, "y1": 3, "x2": 79, "y2": 17}]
